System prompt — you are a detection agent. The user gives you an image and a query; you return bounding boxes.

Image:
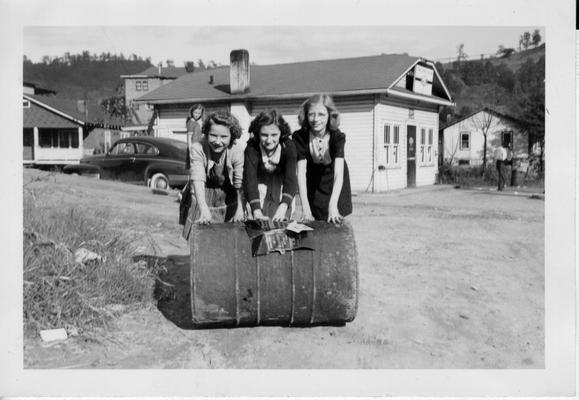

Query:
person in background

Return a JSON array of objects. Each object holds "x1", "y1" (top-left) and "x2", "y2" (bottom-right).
[
  {"x1": 293, "y1": 94, "x2": 352, "y2": 223},
  {"x1": 182, "y1": 111, "x2": 245, "y2": 239},
  {"x1": 185, "y1": 104, "x2": 205, "y2": 170},
  {"x1": 243, "y1": 110, "x2": 297, "y2": 221},
  {"x1": 495, "y1": 140, "x2": 509, "y2": 191}
]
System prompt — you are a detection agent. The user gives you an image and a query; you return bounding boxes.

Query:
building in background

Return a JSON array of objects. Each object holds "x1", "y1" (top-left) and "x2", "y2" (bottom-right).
[
  {"x1": 439, "y1": 107, "x2": 536, "y2": 167},
  {"x1": 120, "y1": 65, "x2": 191, "y2": 135},
  {"x1": 135, "y1": 50, "x2": 454, "y2": 192},
  {"x1": 23, "y1": 93, "x2": 123, "y2": 166}
]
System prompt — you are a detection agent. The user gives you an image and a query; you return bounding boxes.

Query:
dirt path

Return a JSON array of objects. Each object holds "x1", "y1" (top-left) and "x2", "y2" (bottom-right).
[{"x1": 23, "y1": 170, "x2": 544, "y2": 369}]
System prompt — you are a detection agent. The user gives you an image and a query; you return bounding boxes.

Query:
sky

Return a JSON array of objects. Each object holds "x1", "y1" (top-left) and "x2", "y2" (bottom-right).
[{"x1": 23, "y1": 26, "x2": 545, "y2": 68}]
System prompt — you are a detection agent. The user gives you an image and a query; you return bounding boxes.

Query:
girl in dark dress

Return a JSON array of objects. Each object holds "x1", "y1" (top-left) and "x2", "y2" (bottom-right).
[
  {"x1": 243, "y1": 110, "x2": 297, "y2": 221},
  {"x1": 293, "y1": 94, "x2": 352, "y2": 223}
]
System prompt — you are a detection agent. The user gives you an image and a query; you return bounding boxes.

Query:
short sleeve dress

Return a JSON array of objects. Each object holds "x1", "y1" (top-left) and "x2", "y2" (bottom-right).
[
  {"x1": 293, "y1": 128, "x2": 352, "y2": 221},
  {"x1": 243, "y1": 138, "x2": 298, "y2": 219}
]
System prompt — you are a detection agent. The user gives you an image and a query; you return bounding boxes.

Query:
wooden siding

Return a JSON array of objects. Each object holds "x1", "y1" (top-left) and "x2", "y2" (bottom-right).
[
  {"x1": 441, "y1": 111, "x2": 529, "y2": 166},
  {"x1": 374, "y1": 99, "x2": 439, "y2": 190},
  {"x1": 155, "y1": 103, "x2": 230, "y2": 140},
  {"x1": 252, "y1": 97, "x2": 375, "y2": 192}
]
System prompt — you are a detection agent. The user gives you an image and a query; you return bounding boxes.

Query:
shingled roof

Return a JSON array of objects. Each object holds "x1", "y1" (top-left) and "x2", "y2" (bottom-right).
[
  {"x1": 135, "y1": 53, "x2": 442, "y2": 104},
  {"x1": 24, "y1": 94, "x2": 125, "y2": 129}
]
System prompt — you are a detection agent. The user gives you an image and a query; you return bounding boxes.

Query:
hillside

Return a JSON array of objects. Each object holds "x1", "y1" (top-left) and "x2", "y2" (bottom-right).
[
  {"x1": 23, "y1": 52, "x2": 154, "y2": 102},
  {"x1": 436, "y1": 44, "x2": 545, "y2": 139}
]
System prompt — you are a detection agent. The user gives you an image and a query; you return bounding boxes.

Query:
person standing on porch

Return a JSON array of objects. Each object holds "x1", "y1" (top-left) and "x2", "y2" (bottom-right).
[{"x1": 293, "y1": 94, "x2": 352, "y2": 223}]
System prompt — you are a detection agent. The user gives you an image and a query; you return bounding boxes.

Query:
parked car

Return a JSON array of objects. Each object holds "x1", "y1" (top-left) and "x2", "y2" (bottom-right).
[{"x1": 63, "y1": 137, "x2": 189, "y2": 189}]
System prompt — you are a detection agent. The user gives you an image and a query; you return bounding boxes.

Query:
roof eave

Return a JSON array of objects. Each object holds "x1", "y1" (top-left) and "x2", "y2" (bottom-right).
[
  {"x1": 385, "y1": 88, "x2": 455, "y2": 107},
  {"x1": 136, "y1": 88, "x2": 398, "y2": 105}
]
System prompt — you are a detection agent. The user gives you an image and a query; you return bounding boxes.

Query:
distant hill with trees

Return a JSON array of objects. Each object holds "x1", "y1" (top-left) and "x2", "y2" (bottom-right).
[
  {"x1": 437, "y1": 40, "x2": 545, "y2": 159},
  {"x1": 23, "y1": 52, "x2": 154, "y2": 101}
]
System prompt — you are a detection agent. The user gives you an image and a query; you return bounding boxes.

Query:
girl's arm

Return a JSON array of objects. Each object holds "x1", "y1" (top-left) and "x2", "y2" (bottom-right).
[
  {"x1": 273, "y1": 142, "x2": 297, "y2": 221},
  {"x1": 192, "y1": 180, "x2": 212, "y2": 224},
  {"x1": 231, "y1": 189, "x2": 245, "y2": 222},
  {"x1": 327, "y1": 157, "x2": 344, "y2": 224},
  {"x1": 297, "y1": 159, "x2": 314, "y2": 221}
]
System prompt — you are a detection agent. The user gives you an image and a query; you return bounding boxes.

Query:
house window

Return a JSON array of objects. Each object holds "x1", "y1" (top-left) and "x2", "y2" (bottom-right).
[
  {"x1": 383, "y1": 125, "x2": 390, "y2": 165},
  {"x1": 420, "y1": 128, "x2": 426, "y2": 163},
  {"x1": 427, "y1": 128, "x2": 433, "y2": 163},
  {"x1": 135, "y1": 80, "x2": 148, "y2": 91},
  {"x1": 458, "y1": 159, "x2": 470, "y2": 166},
  {"x1": 23, "y1": 99, "x2": 30, "y2": 108},
  {"x1": 501, "y1": 130, "x2": 513, "y2": 146},
  {"x1": 38, "y1": 129, "x2": 79, "y2": 149},
  {"x1": 460, "y1": 131, "x2": 470, "y2": 150},
  {"x1": 383, "y1": 123, "x2": 400, "y2": 167},
  {"x1": 393, "y1": 125, "x2": 400, "y2": 164}
]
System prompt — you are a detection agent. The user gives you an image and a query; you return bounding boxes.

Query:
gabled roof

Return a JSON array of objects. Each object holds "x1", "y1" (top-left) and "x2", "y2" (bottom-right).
[
  {"x1": 135, "y1": 54, "x2": 453, "y2": 105},
  {"x1": 24, "y1": 94, "x2": 125, "y2": 129},
  {"x1": 121, "y1": 66, "x2": 188, "y2": 79},
  {"x1": 440, "y1": 107, "x2": 526, "y2": 131}
]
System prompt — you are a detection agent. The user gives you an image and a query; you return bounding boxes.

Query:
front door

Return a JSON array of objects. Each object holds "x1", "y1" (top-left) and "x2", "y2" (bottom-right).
[{"x1": 407, "y1": 125, "x2": 416, "y2": 188}]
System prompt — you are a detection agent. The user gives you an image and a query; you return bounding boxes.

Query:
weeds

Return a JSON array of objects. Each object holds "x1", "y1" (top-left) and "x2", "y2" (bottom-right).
[
  {"x1": 23, "y1": 184, "x2": 156, "y2": 337},
  {"x1": 438, "y1": 162, "x2": 544, "y2": 189}
]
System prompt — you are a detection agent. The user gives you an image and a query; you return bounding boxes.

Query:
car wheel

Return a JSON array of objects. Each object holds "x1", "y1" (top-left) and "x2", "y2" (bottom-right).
[{"x1": 149, "y1": 172, "x2": 169, "y2": 190}]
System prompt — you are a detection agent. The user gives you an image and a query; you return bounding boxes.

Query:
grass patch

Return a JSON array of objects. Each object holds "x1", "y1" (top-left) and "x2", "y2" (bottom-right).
[{"x1": 23, "y1": 181, "x2": 159, "y2": 337}]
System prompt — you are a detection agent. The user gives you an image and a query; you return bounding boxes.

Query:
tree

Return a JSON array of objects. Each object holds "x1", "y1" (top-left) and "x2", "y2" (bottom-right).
[
  {"x1": 497, "y1": 45, "x2": 515, "y2": 58},
  {"x1": 185, "y1": 61, "x2": 195, "y2": 73},
  {"x1": 521, "y1": 31, "x2": 531, "y2": 50},
  {"x1": 471, "y1": 109, "x2": 496, "y2": 175},
  {"x1": 532, "y1": 29, "x2": 542, "y2": 48},
  {"x1": 197, "y1": 59, "x2": 206, "y2": 70},
  {"x1": 165, "y1": 59, "x2": 174, "y2": 67},
  {"x1": 456, "y1": 44, "x2": 468, "y2": 63}
]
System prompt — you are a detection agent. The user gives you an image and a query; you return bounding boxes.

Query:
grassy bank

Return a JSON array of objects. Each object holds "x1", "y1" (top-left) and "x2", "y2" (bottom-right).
[{"x1": 23, "y1": 174, "x2": 158, "y2": 337}]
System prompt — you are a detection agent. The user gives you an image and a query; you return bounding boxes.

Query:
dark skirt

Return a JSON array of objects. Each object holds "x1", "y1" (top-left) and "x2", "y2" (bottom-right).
[{"x1": 306, "y1": 160, "x2": 352, "y2": 221}]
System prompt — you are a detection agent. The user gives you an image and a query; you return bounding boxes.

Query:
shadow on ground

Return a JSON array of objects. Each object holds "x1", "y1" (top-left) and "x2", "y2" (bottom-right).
[{"x1": 134, "y1": 254, "x2": 196, "y2": 329}]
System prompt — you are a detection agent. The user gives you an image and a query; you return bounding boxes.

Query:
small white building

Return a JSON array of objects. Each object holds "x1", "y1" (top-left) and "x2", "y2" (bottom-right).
[
  {"x1": 440, "y1": 107, "x2": 533, "y2": 167},
  {"x1": 23, "y1": 93, "x2": 123, "y2": 165},
  {"x1": 136, "y1": 50, "x2": 454, "y2": 192}
]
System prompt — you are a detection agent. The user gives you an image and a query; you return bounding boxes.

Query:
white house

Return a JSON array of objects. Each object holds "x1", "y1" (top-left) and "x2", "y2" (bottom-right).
[
  {"x1": 135, "y1": 50, "x2": 454, "y2": 192},
  {"x1": 23, "y1": 93, "x2": 123, "y2": 165},
  {"x1": 440, "y1": 107, "x2": 533, "y2": 167}
]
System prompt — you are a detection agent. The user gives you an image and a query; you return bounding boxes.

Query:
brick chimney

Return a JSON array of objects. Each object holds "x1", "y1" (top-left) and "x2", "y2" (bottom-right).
[{"x1": 230, "y1": 49, "x2": 250, "y2": 94}]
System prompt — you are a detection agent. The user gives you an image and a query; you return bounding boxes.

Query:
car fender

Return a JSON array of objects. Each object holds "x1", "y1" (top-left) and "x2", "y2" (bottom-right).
[{"x1": 143, "y1": 161, "x2": 187, "y2": 184}]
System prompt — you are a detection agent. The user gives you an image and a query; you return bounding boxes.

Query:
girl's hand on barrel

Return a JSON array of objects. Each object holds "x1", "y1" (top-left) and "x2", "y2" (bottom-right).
[
  {"x1": 253, "y1": 209, "x2": 270, "y2": 222},
  {"x1": 196, "y1": 206, "x2": 213, "y2": 224},
  {"x1": 328, "y1": 205, "x2": 343, "y2": 225},
  {"x1": 272, "y1": 203, "x2": 288, "y2": 222},
  {"x1": 231, "y1": 208, "x2": 245, "y2": 223},
  {"x1": 301, "y1": 212, "x2": 315, "y2": 222}
]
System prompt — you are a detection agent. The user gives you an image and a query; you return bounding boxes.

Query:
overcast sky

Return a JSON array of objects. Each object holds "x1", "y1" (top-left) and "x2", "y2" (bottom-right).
[{"x1": 23, "y1": 26, "x2": 545, "y2": 68}]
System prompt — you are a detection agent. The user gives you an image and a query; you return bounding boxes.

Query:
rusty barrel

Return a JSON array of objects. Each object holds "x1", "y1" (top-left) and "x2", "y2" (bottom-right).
[{"x1": 189, "y1": 221, "x2": 358, "y2": 328}]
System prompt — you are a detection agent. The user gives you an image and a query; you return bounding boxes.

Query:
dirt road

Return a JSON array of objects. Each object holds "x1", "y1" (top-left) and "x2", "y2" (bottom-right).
[{"x1": 24, "y1": 170, "x2": 544, "y2": 368}]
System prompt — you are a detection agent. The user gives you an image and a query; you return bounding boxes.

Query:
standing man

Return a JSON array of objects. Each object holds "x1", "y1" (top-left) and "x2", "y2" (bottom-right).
[{"x1": 495, "y1": 141, "x2": 508, "y2": 191}]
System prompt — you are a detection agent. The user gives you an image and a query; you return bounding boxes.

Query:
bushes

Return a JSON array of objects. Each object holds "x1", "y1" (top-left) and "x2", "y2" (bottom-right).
[
  {"x1": 438, "y1": 160, "x2": 544, "y2": 188},
  {"x1": 23, "y1": 187, "x2": 156, "y2": 337}
]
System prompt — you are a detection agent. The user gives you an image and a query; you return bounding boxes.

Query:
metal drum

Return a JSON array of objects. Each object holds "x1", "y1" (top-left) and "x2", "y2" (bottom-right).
[{"x1": 189, "y1": 221, "x2": 358, "y2": 328}]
